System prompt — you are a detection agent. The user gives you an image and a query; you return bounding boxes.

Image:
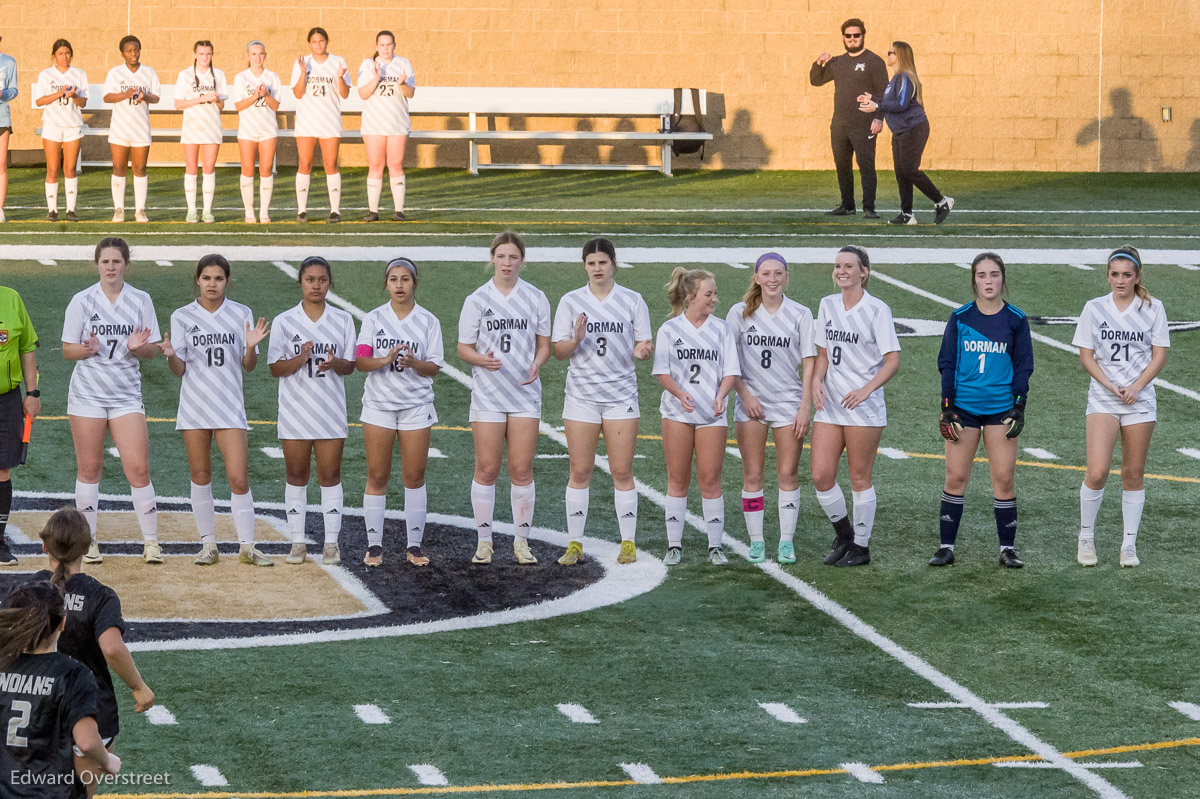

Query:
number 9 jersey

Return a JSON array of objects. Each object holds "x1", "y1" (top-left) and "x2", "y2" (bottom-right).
[
  {"x1": 267, "y1": 303, "x2": 357, "y2": 440},
  {"x1": 813, "y1": 291, "x2": 900, "y2": 427},
  {"x1": 170, "y1": 299, "x2": 258, "y2": 430},
  {"x1": 61, "y1": 283, "x2": 161, "y2": 408}
]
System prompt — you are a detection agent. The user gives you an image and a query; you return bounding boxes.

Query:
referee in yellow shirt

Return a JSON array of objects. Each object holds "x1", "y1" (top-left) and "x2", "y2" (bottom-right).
[{"x1": 0, "y1": 285, "x2": 40, "y2": 564}]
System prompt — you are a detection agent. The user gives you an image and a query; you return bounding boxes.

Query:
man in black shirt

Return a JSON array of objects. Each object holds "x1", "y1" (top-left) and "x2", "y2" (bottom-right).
[{"x1": 810, "y1": 18, "x2": 889, "y2": 218}]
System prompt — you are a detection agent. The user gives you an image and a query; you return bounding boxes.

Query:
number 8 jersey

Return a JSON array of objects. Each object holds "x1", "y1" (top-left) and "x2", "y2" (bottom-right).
[
  {"x1": 170, "y1": 299, "x2": 257, "y2": 431},
  {"x1": 813, "y1": 291, "x2": 901, "y2": 427},
  {"x1": 1072, "y1": 293, "x2": 1170, "y2": 415},
  {"x1": 267, "y1": 303, "x2": 357, "y2": 440},
  {"x1": 61, "y1": 283, "x2": 161, "y2": 408},
  {"x1": 652, "y1": 314, "x2": 740, "y2": 426}
]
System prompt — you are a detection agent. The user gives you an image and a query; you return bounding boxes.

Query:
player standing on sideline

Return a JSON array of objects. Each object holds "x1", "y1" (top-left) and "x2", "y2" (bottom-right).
[
  {"x1": 33, "y1": 508, "x2": 153, "y2": 797},
  {"x1": 931, "y1": 253, "x2": 1033, "y2": 568},
  {"x1": 0, "y1": 35, "x2": 15, "y2": 222},
  {"x1": 357, "y1": 30, "x2": 415, "y2": 222},
  {"x1": 0, "y1": 581, "x2": 121, "y2": 798},
  {"x1": 61, "y1": 237, "x2": 161, "y2": 565},
  {"x1": 102, "y1": 36, "x2": 159, "y2": 223},
  {"x1": 291, "y1": 27, "x2": 350, "y2": 223},
  {"x1": 268, "y1": 257, "x2": 356, "y2": 565},
  {"x1": 810, "y1": 246, "x2": 900, "y2": 567},
  {"x1": 35, "y1": 40, "x2": 87, "y2": 222},
  {"x1": 233, "y1": 41, "x2": 280, "y2": 223},
  {"x1": 355, "y1": 258, "x2": 443, "y2": 567},
  {"x1": 809, "y1": 19, "x2": 886, "y2": 219},
  {"x1": 457, "y1": 232, "x2": 551, "y2": 566},
  {"x1": 174, "y1": 41, "x2": 227, "y2": 224},
  {"x1": 552, "y1": 238, "x2": 653, "y2": 565},
  {"x1": 1073, "y1": 245, "x2": 1169, "y2": 568},
  {"x1": 0, "y1": 284, "x2": 39, "y2": 564},
  {"x1": 652, "y1": 268, "x2": 740, "y2": 566},
  {"x1": 727, "y1": 253, "x2": 817, "y2": 565},
  {"x1": 160, "y1": 255, "x2": 273, "y2": 566}
]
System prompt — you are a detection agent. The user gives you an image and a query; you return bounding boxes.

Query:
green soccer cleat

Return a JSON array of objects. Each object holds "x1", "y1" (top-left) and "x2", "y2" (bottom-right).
[
  {"x1": 617, "y1": 540, "x2": 637, "y2": 564},
  {"x1": 777, "y1": 541, "x2": 796, "y2": 564},
  {"x1": 747, "y1": 540, "x2": 766, "y2": 563},
  {"x1": 193, "y1": 542, "x2": 219, "y2": 566},
  {"x1": 286, "y1": 543, "x2": 307, "y2": 564},
  {"x1": 663, "y1": 546, "x2": 682, "y2": 566},
  {"x1": 238, "y1": 546, "x2": 275, "y2": 567},
  {"x1": 557, "y1": 541, "x2": 584, "y2": 565}
]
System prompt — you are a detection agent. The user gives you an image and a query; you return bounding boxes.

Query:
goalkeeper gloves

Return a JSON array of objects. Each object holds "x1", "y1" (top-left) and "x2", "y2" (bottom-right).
[
  {"x1": 1003, "y1": 396, "x2": 1026, "y2": 439},
  {"x1": 939, "y1": 398, "x2": 963, "y2": 442}
]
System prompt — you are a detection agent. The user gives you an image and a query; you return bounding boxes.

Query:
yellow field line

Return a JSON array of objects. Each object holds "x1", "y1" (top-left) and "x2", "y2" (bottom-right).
[{"x1": 100, "y1": 736, "x2": 1200, "y2": 798}]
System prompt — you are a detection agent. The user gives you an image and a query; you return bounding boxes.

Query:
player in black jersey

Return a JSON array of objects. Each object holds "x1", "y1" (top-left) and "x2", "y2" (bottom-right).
[
  {"x1": 1, "y1": 580, "x2": 121, "y2": 798},
  {"x1": 31, "y1": 507, "x2": 153, "y2": 794}
]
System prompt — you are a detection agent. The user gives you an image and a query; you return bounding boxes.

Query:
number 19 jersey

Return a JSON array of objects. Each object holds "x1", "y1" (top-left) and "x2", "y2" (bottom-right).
[
  {"x1": 653, "y1": 314, "x2": 740, "y2": 426},
  {"x1": 726, "y1": 298, "x2": 817, "y2": 424},
  {"x1": 813, "y1": 291, "x2": 900, "y2": 427},
  {"x1": 267, "y1": 303, "x2": 357, "y2": 440},
  {"x1": 552, "y1": 284, "x2": 652, "y2": 406},
  {"x1": 458, "y1": 279, "x2": 552, "y2": 415},
  {"x1": 1072, "y1": 293, "x2": 1170, "y2": 415},
  {"x1": 170, "y1": 299, "x2": 256, "y2": 431}
]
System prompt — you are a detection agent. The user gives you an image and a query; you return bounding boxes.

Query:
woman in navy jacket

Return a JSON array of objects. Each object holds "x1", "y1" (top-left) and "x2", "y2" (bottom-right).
[{"x1": 857, "y1": 41, "x2": 953, "y2": 225}]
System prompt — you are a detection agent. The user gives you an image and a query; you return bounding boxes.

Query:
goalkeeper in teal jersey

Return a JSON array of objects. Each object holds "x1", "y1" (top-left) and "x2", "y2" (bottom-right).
[{"x1": 931, "y1": 253, "x2": 1034, "y2": 568}]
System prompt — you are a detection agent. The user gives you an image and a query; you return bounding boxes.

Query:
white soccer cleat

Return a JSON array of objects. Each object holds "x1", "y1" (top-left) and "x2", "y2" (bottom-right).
[
  {"x1": 111, "y1": 208, "x2": 125, "y2": 223},
  {"x1": 135, "y1": 209, "x2": 149, "y2": 223},
  {"x1": 142, "y1": 541, "x2": 164, "y2": 565},
  {"x1": 1077, "y1": 538, "x2": 1097, "y2": 567},
  {"x1": 83, "y1": 541, "x2": 103, "y2": 564},
  {"x1": 1119, "y1": 544, "x2": 1140, "y2": 567},
  {"x1": 193, "y1": 542, "x2": 219, "y2": 565},
  {"x1": 285, "y1": 543, "x2": 307, "y2": 564}
]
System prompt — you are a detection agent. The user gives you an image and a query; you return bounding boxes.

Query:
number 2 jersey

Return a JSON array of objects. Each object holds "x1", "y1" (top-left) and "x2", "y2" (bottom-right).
[
  {"x1": 61, "y1": 283, "x2": 161, "y2": 408},
  {"x1": 552, "y1": 284, "x2": 652, "y2": 406},
  {"x1": 267, "y1": 304, "x2": 357, "y2": 440},
  {"x1": 938, "y1": 301, "x2": 1033, "y2": 416},
  {"x1": 357, "y1": 302, "x2": 445, "y2": 412},
  {"x1": 458, "y1": 279, "x2": 552, "y2": 415},
  {"x1": 169, "y1": 299, "x2": 257, "y2": 431},
  {"x1": 725, "y1": 298, "x2": 817, "y2": 424},
  {"x1": 652, "y1": 314, "x2": 740, "y2": 426},
  {"x1": 813, "y1": 291, "x2": 900, "y2": 427},
  {"x1": 1071, "y1": 293, "x2": 1170, "y2": 414}
]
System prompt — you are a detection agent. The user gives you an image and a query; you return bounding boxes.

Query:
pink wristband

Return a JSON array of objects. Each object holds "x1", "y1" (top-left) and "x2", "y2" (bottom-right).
[{"x1": 355, "y1": 344, "x2": 374, "y2": 358}]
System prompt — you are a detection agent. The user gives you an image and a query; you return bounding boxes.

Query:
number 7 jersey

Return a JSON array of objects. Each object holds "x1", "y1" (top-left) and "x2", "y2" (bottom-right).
[
  {"x1": 267, "y1": 303, "x2": 357, "y2": 440},
  {"x1": 170, "y1": 299, "x2": 257, "y2": 430},
  {"x1": 61, "y1": 283, "x2": 161, "y2": 407}
]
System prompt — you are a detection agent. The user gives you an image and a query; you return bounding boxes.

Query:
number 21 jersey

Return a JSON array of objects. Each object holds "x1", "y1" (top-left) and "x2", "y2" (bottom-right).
[{"x1": 1072, "y1": 293, "x2": 1169, "y2": 414}]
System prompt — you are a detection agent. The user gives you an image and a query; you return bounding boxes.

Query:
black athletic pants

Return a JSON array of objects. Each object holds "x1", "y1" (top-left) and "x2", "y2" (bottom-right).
[
  {"x1": 891, "y1": 119, "x2": 944, "y2": 214},
  {"x1": 830, "y1": 124, "x2": 877, "y2": 212}
]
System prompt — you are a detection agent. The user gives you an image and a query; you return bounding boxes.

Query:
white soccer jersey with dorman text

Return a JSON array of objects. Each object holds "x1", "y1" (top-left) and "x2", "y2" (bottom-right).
[
  {"x1": 36, "y1": 66, "x2": 89, "y2": 128},
  {"x1": 175, "y1": 66, "x2": 228, "y2": 144},
  {"x1": 357, "y1": 302, "x2": 445, "y2": 412},
  {"x1": 290, "y1": 55, "x2": 350, "y2": 138},
  {"x1": 552, "y1": 284, "x2": 652, "y2": 406},
  {"x1": 170, "y1": 299, "x2": 257, "y2": 431},
  {"x1": 267, "y1": 303, "x2": 357, "y2": 440},
  {"x1": 357, "y1": 57, "x2": 415, "y2": 136},
  {"x1": 1072, "y1": 293, "x2": 1170, "y2": 414},
  {"x1": 103, "y1": 64, "x2": 161, "y2": 143},
  {"x1": 233, "y1": 68, "x2": 281, "y2": 140},
  {"x1": 458, "y1": 279, "x2": 552, "y2": 415},
  {"x1": 726, "y1": 298, "x2": 818, "y2": 424},
  {"x1": 61, "y1": 283, "x2": 161, "y2": 407},
  {"x1": 653, "y1": 314, "x2": 741, "y2": 426},
  {"x1": 812, "y1": 291, "x2": 901, "y2": 427}
]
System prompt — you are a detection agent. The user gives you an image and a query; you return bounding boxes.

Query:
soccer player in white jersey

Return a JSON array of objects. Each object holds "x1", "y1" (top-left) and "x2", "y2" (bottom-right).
[
  {"x1": 1072, "y1": 245, "x2": 1169, "y2": 568},
  {"x1": 159, "y1": 255, "x2": 273, "y2": 567},
  {"x1": 652, "y1": 268, "x2": 740, "y2": 566},
  {"x1": 552, "y1": 238, "x2": 653, "y2": 565},
  {"x1": 727, "y1": 253, "x2": 817, "y2": 565},
  {"x1": 35, "y1": 39, "x2": 88, "y2": 221},
  {"x1": 234, "y1": 41, "x2": 280, "y2": 223},
  {"x1": 173, "y1": 41, "x2": 227, "y2": 224},
  {"x1": 60, "y1": 238, "x2": 161, "y2": 564},
  {"x1": 355, "y1": 258, "x2": 444, "y2": 567},
  {"x1": 457, "y1": 232, "x2": 552, "y2": 566},
  {"x1": 357, "y1": 30, "x2": 415, "y2": 222},
  {"x1": 290, "y1": 27, "x2": 351, "y2": 223},
  {"x1": 101, "y1": 36, "x2": 159, "y2": 223},
  {"x1": 268, "y1": 257, "x2": 357, "y2": 565},
  {"x1": 810, "y1": 246, "x2": 900, "y2": 567}
]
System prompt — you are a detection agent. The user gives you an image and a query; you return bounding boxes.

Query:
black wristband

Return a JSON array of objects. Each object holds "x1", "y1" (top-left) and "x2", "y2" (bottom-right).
[{"x1": 25, "y1": 389, "x2": 40, "y2": 398}]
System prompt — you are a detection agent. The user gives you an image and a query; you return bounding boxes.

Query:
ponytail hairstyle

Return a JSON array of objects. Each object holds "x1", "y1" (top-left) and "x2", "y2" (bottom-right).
[
  {"x1": 837, "y1": 245, "x2": 871, "y2": 290},
  {"x1": 0, "y1": 581, "x2": 66, "y2": 669},
  {"x1": 51, "y1": 39, "x2": 74, "y2": 59},
  {"x1": 488, "y1": 231, "x2": 526, "y2": 269},
  {"x1": 970, "y1": 251, "x2": 1007, "y2": 298},
  {"x1": 194, "y1": 254, "x2": 232, "y2": 295},
  {"x1": 373, "y1": 30, "x2": 395, "y2": 60},
  {"x1": 1108, "y1": 245, "x2": 1150, "y2": 309},
  {"x1": 245, "y1": 40, "x2": 266, "y2": 69},
  {"x1": 192, "y1": 40, "x2": 215, "y2": 92},
  {"x1": 94, "y1": 236, "x2": 131, "y2": 266},
  {"x1": 383, "y1": 256, "x2": 418, "y2": 290},
  {"x1": 665, "y1": 267, "x2": 715, "y2": 318},
  {"x1": 581, "y1": 237, "x2": 617, "y2": 265},
  {"x1": 743, "y1": 252, "x2": 788, "y2": 319},
  {"x1": 298, "y1": 255, "x2": 333, "y2": 286},
  {"x1": 307, "y1": 27, "x2": 330, "y2": 45},
  {"x1": 39, "y1": 507, "x2": 92, "y2": 590},
  {"x1": 890, "y1": 41, "x2": 923, "y2": 106}
]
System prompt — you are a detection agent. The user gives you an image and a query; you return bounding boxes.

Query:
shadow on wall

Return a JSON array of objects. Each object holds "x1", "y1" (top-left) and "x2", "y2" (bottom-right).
[
  {"x1": 1076, "y1": 87, "x2": 1163, "y2": 172},
  {"x1": 670, "y1": 94, "x2": 770, "y2": 170},
  {"x1": 426, "y1": 117, "x2": 469, "y2": 167},
  {"x1": 562, "y1": 119, "x2": 601, "y2": 164},
  {"x1": 1186, "y1": 120, "x2": 1200, "y2": 172},
  {"x1": 608, "y1": 118, "x2": 649, "y2": 166}
]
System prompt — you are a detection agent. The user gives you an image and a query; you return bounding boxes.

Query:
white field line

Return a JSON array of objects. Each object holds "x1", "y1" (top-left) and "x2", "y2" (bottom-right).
[
  {"x1": 1069, "y1": 263, "x2": 1096, "y2": 271},
  {"x1": 106, "y1": 447, "x2": 121, "y2": 459},
  {"x1": 908, "y1": 701, "x2": 1048, "y2": 709},
  {"x1": 954, "y1": 262, "x2": 972, "y2": 270},
  {"x1": 1169, "y1": 701, "x2": 1200, "y2": 721},
  {"x1": 156, "y1": 260, "x2": 174, "y2": 266},
  {"x1": 428, "y1": 447, "x2": 447, "y2": 459},
  {"x1": 37, "y1": 258, "x2": 56, "y2": 266},
  {"x1": 994, "y1": 761, "x2": 1142, "y2": 769},
  {"x1": 260, "y1": 446, "x2": 285, "y2": 459},
  {"x1": 1022, "y1": 448, "x2": 1060, "y2": 460},
  {"x1": 408, "y1": 764, "x2": 450, "y2": 786},
  {"x1": 758, "y1": 702, "x2": 807, "y2": 724},
  {"x1": 878, "y1": 447, "x2": 909, "y2": 460},
  {"x1": 1176, "y1": 448, "x2": 1200, "y2": 461},
  {"x1": 841, "y1": 762, "x2": 886, "y2": 784},
  {"x1": 189, "y1": 765, "x2": 228, "y2": 787},
  {"x1": 726, "y1": 446, "x2": 742, "y2": 459},
  {"x1": 556, "y1": 703, "x2": 599, "y2": 724},
  {"x1": 619, "y1": 762, "x2": 663, "y2": 784},
  {"x1": 7, "y1": 204, "x2": 1200, "y2": 215},
  {"x1": 727, "y1": 262, "x2": 750, "y2": 269},
  {"x1": 353, "y1": 704, "x2": 391, "y2": 725},
  {"x1": 144, "y1": 705, "x2": 178, "y2": 725},
  {"x1": 1177, "y1": 263, "x2": 1200, "y2": 271}
]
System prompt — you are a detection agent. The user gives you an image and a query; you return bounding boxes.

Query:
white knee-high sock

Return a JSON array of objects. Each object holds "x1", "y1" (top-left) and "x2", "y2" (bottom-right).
[
  {"x1": 815, "y1": 484, "x2": 849, "y2": 522},
  {"x1": 363, "y1": 493, "x2": 386, "y2": 547},
  {"x1": 778, "y1": 487, "x2": 801, "y2": 543},
  {"x1": 64, "y1": 177, "x2": 78, "y2": 212},
  {"x1": 130, "y1": 483, "x2": 158, "y2": 542},
  {"x1": 851, "y1": 486, "x2": 877, "y2": 547},
  {"x1": 231, "y1": 490, "x2": 256, "y2": 546},
  {"x1": 320, "y1": 483, "x2": 343, "y2": 544},
  {"x1": 471, "y1": 481, "x2": 495, "y2": 542},
  {"x1": 1122, "y1": 489, "x2": 1145, "y2": 547},
  {"x1": 404, "y1": 485, "x2": 427, "y2": 547},
  {"x1": 1079, "y1": 485, "x2": 1104, "y2": 541},
  {"x1": 133, "y1": 175, "x2": 148, "y2": 212},
  {"x1": 110, "y1": 175, "x2": 126, "y2": 209},
  {"x1": 564, "y1": 485, "x2": 588, "y2": 543},
  {"x1": 259, "y1": 175, "x2": 274, "y2": 217},
  {"x1": 702, "y1": 495, "x2": 725, "y2": 548},
  {"x1": 190, "y1": 481, "x2": 215, "y2": 543},
  {"x1": 295, "y1": 172, "x2": 310, "y2": 213},
  {"x1": 284, "y1": 482, "x2": 307, "y2": 543},
  {"x1": 742, "y1": 489, "x2": 764, "y2": 542},
  {"x1": 75, "y1": 480, "x2": 99, "y2": 540},
  {"x1": 239, "y1": 175, "x2": 255, "y2": 215},
  {"x1": 45, "y1": 182, "x2": 59, "y2": 212},
  {"x1": 665, "y1": 495, "x2": 687, "y2": 547},
  {"x1": 326, "y1": 172, "x2": 342, "y2": 213},
  {"x1": 510, "y1": 481, "x2": 535, "y2": 542},
  {"x1": 366, "y1": 177, "x2": 382, "y2": 213},
  {"x1": 184, "y1": 173, "x2": 198, "y2": 213},
  {"x1": 201, "y1": 172, "x2": 216, "y2": 214},
  {"x1": 390, "y1": 175, "x2": 406, "y2": 212},
  {"x1": 614, "y1": 488, "x2": 638, "y2": 542}
]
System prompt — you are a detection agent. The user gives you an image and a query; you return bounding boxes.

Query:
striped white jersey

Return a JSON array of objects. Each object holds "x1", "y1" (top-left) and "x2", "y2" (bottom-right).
[
  {"x1": 653, "y1": 314, "x2": 740, "y2": 425},
  {"x1": 233, "y1": 68, "x2": 281, "y2": 139},
  {"x1": 103, "y1": 63, "x2": 160, "y2": 143},
  {"x1": 169, "y1": 299, "x2": 256, "y2": 431},
  {"x1": 36, "y1": 66, "x2": 89, "y2": 128},
  {"x1": 552, "y1": 284, "x2": 652, "y2": 405},
  {"x1": 61, "y1": 283, "x2": 161, "y2": 407},
  {"x1": 727, "y1": 299, "x2": 818, "y2": 424},
  {"x1": 267, "y1": 303, "x2": 357, "y2": 440},
  {"x1": 175, "y1": 66, "x2": 228, "y2": 144},
  {"x1": 357, "y1": 302, "x2": 444, "y2": 412},
  {"x1": 290, "y1": 54, "x2": 350, "y2": 138},
  {"x1": 458, "y1": 279, "x2": 552, "y2": 415},
  {"x1": 357, "y1": 57, "x2": 415, "y2": 135},
  {"x1": 813, "y1": 291, "x2": 901, "y2": 427},
  {"x1": 1071, "y1": 293, "x2": 1170, "y2": 413}
]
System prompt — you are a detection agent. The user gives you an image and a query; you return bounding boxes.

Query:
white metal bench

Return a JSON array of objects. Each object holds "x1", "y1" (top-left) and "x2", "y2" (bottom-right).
[{"x1": 31, "y1": 84, "x2": 709, "y2": 175}]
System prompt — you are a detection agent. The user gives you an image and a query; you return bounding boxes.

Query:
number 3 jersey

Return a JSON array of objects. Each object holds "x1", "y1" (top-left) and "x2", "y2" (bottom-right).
[
  {"x1": 458, "y1": 279, "x2": 552, "y2": 415},
  {"x1": 267, "y1": 304, "x2": 357, "y2": 440},
  {"x1": 652, "y1": 314, "x2": 740, "y2": 426},
  {"x1": 61, "y1": 283, "x2": 161, "y2": 408},
  {"x1": 357, "y1": 302, "x2": 445, "y2": 412},
  {"x1": 813, "y1": 291, "x2": 901, "y2": 427},
  {"x1": 169, "y1": 299, "x2": 257, "y2": 431},
  {"x1": 725, "y1": 298, "x2": 817, "y2": 424},
  {"x1": 552, "y1": 284, "x2": 652, "y2": 406},
  {"x1": 938, "y1": 301, "x2": 1033, "y2": 416},
  {"x1": 1072, "y1": 293, "x2": 1170, "y2": 414}
]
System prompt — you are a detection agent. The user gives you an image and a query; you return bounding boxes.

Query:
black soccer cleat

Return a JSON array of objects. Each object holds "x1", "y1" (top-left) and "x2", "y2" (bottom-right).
[
  {"x1": 889, "y1": 212, "x2": 916, "y2": 225},
  {"x1": 999, "y1": 548, "x2": 1025, "y2": 569},
  {"x1": 934, "y1": 196, "x2": 955, "y2": 225},
  {"x1": 862, "y1": 209, "x2": 880, "y2": 220},
  {"x1": 363, "y1": 211, "x2": 379, "y2": 222},
  {"x1": 297, "y1": 211, "x2": 308, "y2": 223},
  {"x1": 929, "y1": 546, "x2": 955, "y2": 566},
  {"x1": 328, "y1": 212, "x2": 341, "y2": 223},
  {"x1": 825, "y1": 206, "x2": 856, "y2": 216},
  {"x1": 47, "y1": 210, "x2": 58, "y2": 222},
  {"x1": 0, "y1": 539, "x2": 17, "y2": 565},
  {"x1": 392, "y1": 211, "x2": 406, "y2": 222},
  {"x1": 834, "y1": 543, "x2": 871, "y2": 567},
  {"x1": 824, "y1": 535, "x2": 853, "y2": 565},
  {"x1": 66, "y1": 210, "x2": 79, "y2": 222}
]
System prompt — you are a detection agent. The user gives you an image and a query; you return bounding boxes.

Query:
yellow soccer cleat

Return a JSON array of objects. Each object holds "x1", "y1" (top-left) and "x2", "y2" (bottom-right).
[
  {"x1": 557, "y1": 541, "x2": 584, "y2": 565},
  {"x1": 142, "y1": 542, "x2": 164, "y2": 565},
  {"x1": 617, "y1": 540, "x2": 637, "y2": 564},
  {"x1": 193, "y1": 542, "x2": 219, "y2": 566},
  {"x1": 471, "y1": 541, "x2": 493, "y2": 565}
]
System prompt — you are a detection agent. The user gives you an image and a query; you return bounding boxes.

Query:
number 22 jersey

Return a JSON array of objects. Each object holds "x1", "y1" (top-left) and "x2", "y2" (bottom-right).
[{"x1": 267, "y1": 304, "x2": 356, "y2": 440}]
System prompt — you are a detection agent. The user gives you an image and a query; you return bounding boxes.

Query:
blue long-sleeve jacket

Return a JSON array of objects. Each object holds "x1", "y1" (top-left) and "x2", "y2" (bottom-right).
[
  {"x1": 877, "y1": 72, "x2": 926, "y2": 134},
  {"x1": 0, "y1": 53, "x2": 18, "y2": 126},
  {"x1": 938, "y1": 301, "x2": 1034, "y2": 415}
]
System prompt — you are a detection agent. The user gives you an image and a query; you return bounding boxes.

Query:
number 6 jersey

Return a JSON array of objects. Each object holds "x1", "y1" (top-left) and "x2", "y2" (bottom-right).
[
  {"x1": 1072, "y1": 293, "x2": 1170, "y2": 415},
  {"x1": 267, "y1": 303, "x2": 357, "y2": 440},
  {"x1": 813, "y1": 291, "x2": 900, "y2": 427},
  {"x1": 458, "y1": 279, "x2": 552, "y2": 415},
  {"x1": 170, "y1": 299, "x2": 257, "y2": 430},
  {"x1": 61, "y1": 283, "x2": 161, "y2": 408}
]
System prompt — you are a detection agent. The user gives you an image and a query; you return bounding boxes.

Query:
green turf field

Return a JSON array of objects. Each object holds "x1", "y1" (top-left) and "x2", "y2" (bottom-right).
[{"x1": 1, "y1": 167, "x2": 1198, "y2": 798}]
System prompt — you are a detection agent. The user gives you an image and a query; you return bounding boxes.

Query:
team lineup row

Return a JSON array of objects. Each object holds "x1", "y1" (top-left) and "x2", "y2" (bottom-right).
[{"x1": 0, "y1": 237, "x2": 1170, "y2": 573}]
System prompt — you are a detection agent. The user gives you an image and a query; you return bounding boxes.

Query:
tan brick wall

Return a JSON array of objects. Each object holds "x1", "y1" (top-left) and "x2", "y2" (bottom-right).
[{"x1": 3, "y1": 0, "x2": 1197, "y2": 171}]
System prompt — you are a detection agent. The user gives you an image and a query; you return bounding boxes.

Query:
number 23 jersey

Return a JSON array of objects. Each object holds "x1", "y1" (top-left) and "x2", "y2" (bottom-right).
[
  {"x1": 267, "y1": 304, "x2": 357, "y2": 439},
  {"x1": 169, "y1": 299, "x2": 257, "y2": 431},
  {"x1": 813, "y1": 291, "x2": 901, "y2": 427},
  {"x1": 1072, "y1": 293, "x2": 1169, "y2": 414}
]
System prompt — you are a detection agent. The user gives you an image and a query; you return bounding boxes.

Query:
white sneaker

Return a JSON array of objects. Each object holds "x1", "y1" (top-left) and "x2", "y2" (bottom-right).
[
  {"x1": 285, "y1": 543, "x2": 307, "y2": 564},
  {"x1": 202, "y1": 212, "x2": 215, "y2": 224},
  {"x1": 83, "y1": 541, "x2": 103, "y2": 564},
  {"x1": 0, "y1": 208, "x2": 6, "y2": 222},
  {"x1": 143, "y1": 541, "x2": 164, "y2": 564},
  {"x1": 193, "y1": 542, "x2": 219, "y2": 565},
  {"x1": 186, "y1": 210, "x2": 198, "y2": 224},
  {"x1": 112, "y1": 208, "x2": 125, "y2": 223},
  {"x1": 1119, "y1": 544, "x2": 1140, "y2": 567},
  {"x1": 135, "y1": 209, "x2": 149, "y2": 223},
  {"x1": 1077, "y1": 538, "x2": 1097, "y2": 567}
]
